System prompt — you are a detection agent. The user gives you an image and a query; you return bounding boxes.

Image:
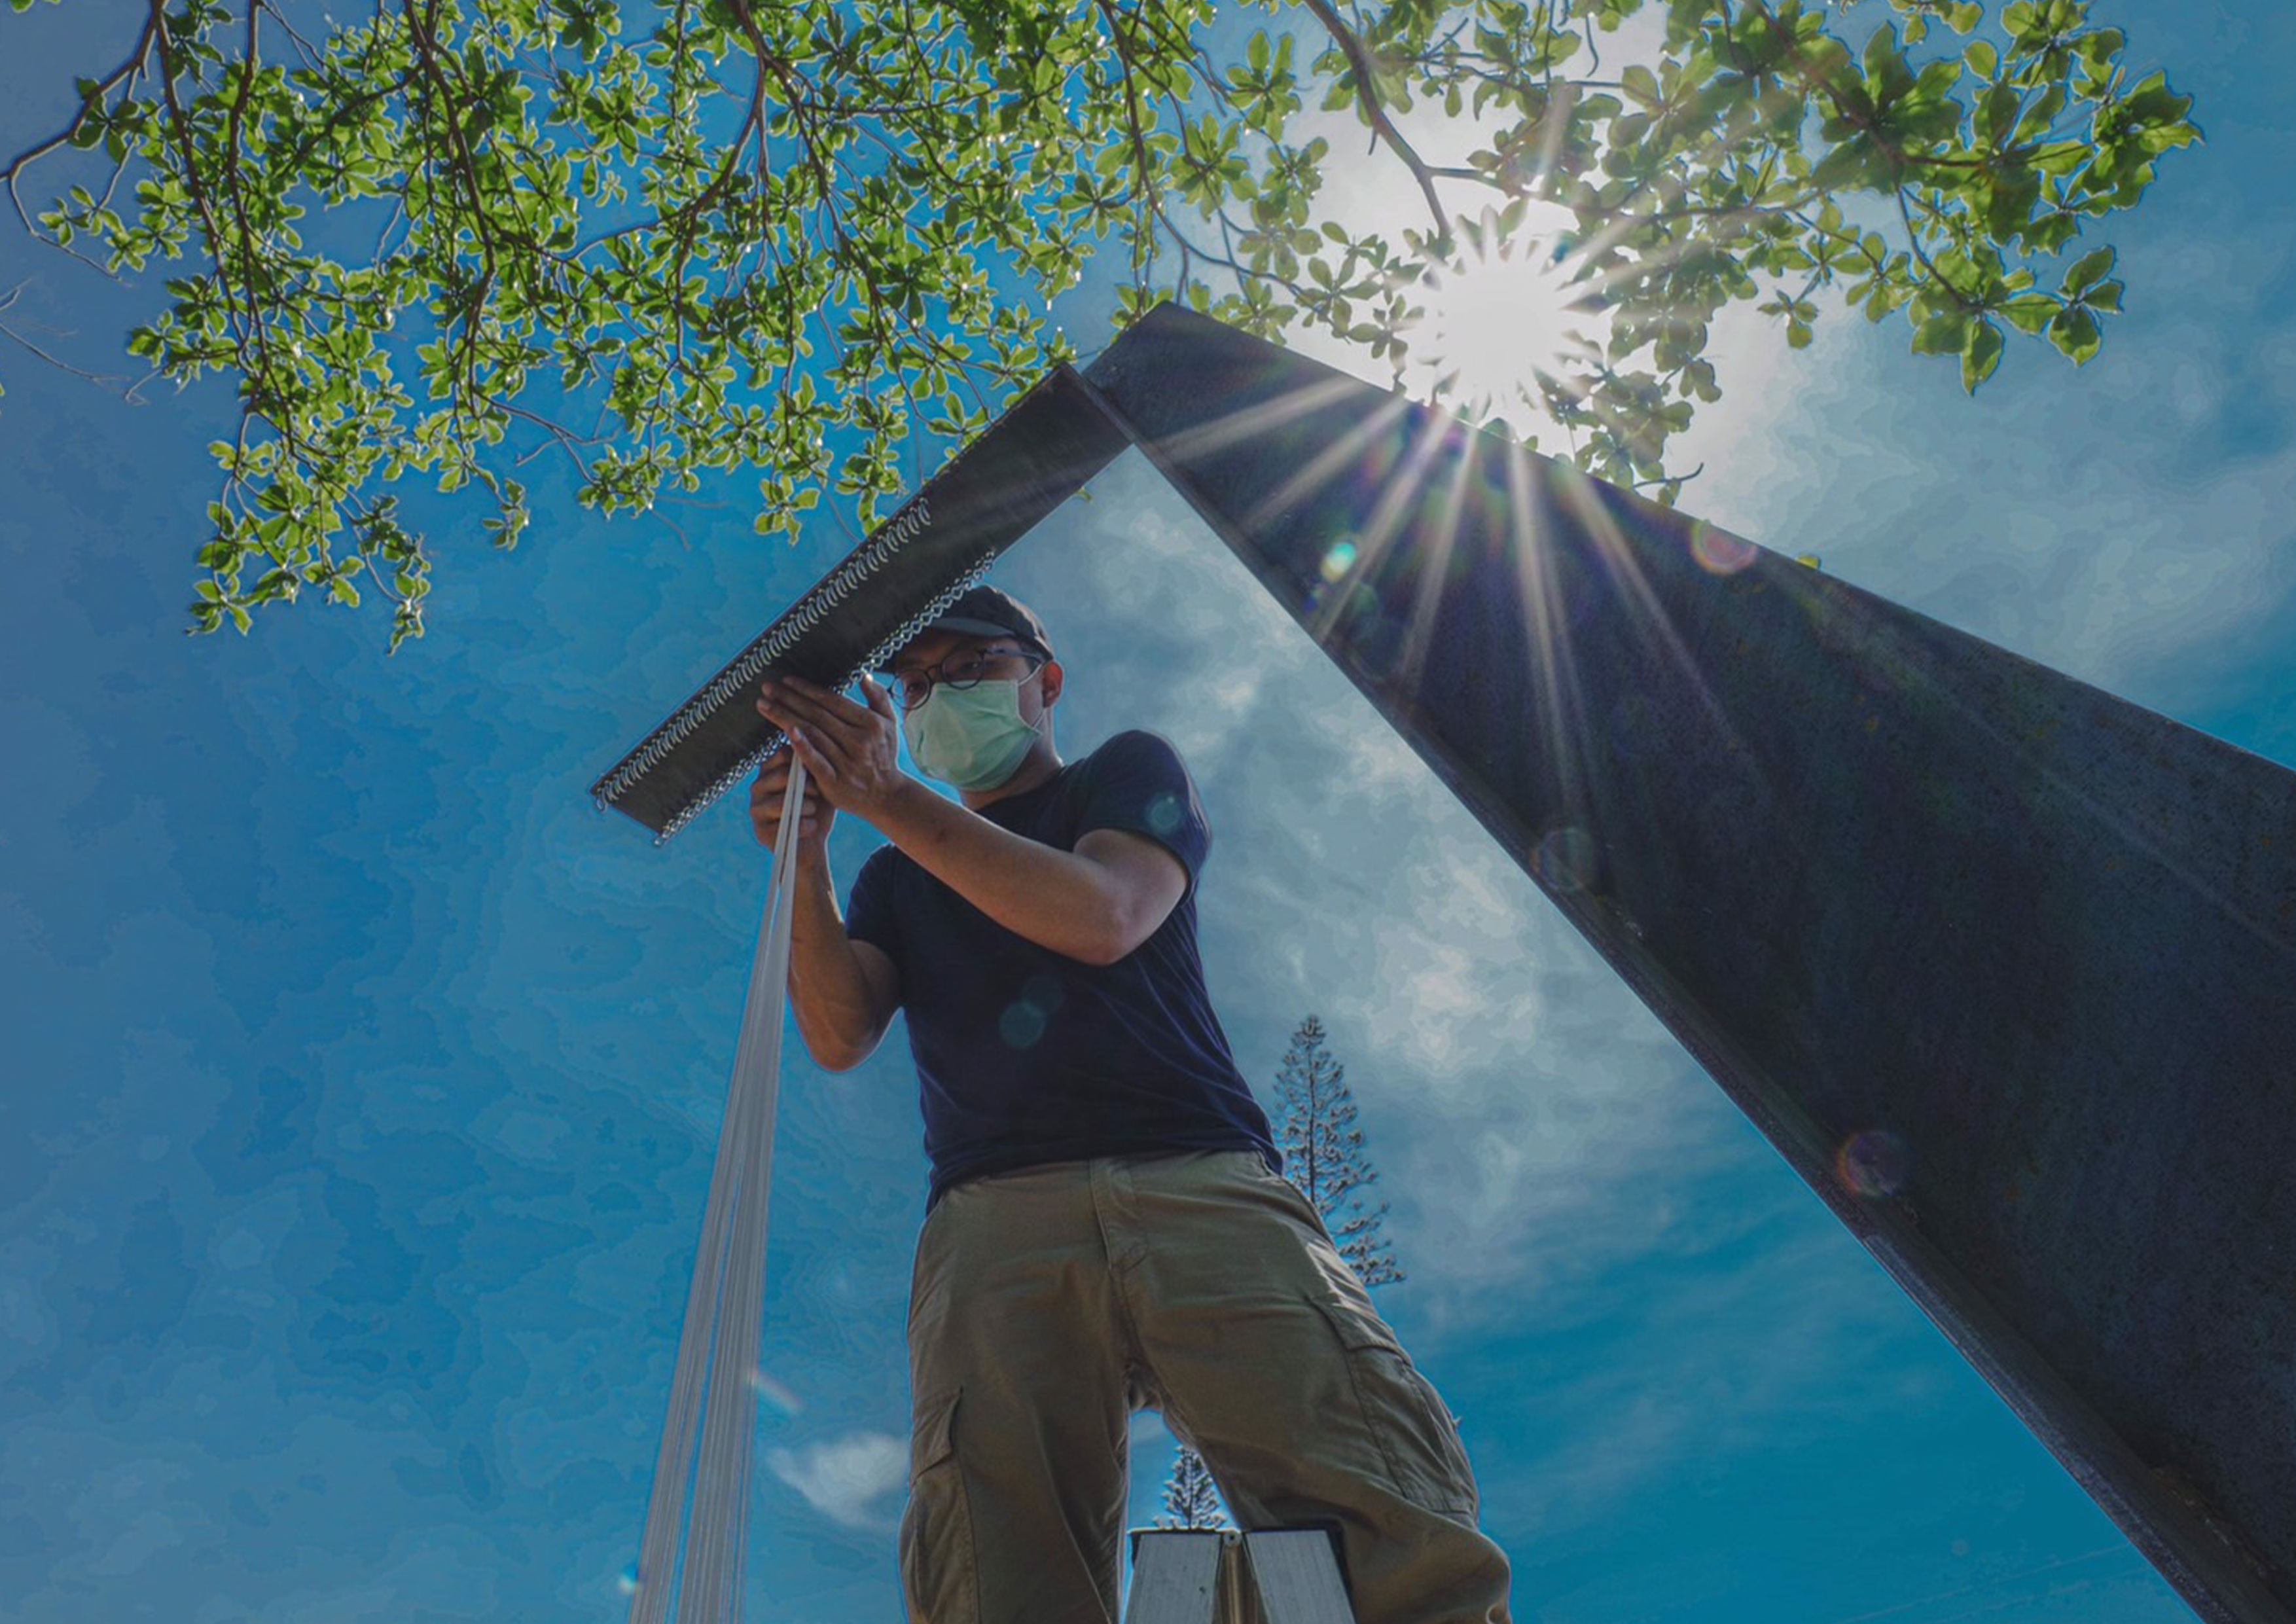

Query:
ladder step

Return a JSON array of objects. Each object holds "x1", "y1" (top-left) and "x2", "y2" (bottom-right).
[
  {"x1": 1126, "y1": 1528, "x2": 1356, "y2": 1624},
  {"x1": 1243, "y1": 1529, "x2": 1355, "y2": 1624},
  {"x1": 1126, "y1": 1530, "x2": 1225, "y2": 1624}
]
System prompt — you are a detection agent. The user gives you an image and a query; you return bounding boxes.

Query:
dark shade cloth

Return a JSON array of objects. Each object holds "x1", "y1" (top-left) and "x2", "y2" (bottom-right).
[{"x1": 845, "y1": 731, "x2": 1279, "y2": 1205}]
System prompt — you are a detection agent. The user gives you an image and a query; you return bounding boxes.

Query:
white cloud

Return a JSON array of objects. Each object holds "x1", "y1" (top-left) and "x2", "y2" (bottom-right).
[
  {"x1": 1681, "y1": 281, "x2": 2296, "y2": 717},
  {"x1": 766, "y1": 1431, "x2": 908, "y2": 1530}
]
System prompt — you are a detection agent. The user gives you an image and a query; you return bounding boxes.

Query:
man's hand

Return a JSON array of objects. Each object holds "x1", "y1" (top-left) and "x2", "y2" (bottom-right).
[
  {"x1": 755, "y1": 674, "x2": 912, "y2": 827},
  {"x1": 749, "y1": 746, "x2": 833, "y2": 860}
]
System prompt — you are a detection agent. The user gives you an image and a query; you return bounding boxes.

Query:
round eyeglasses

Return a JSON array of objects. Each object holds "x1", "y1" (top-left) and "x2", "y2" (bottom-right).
[{"x1": 889, "y1": 645, "x2": 1048, "y2": 713}]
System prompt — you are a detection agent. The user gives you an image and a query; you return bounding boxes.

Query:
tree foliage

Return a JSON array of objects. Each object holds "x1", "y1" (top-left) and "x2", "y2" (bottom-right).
[
  {"x1": 1157, "y1": 1439, "x2": 1231, "y2": 1530},
  {"x1": 1272, "y1": 1012, "x2": 1401, "y2": 1289},
  {"x1": 1, "y1": 0, "x2": 2195, "y2": 647}
]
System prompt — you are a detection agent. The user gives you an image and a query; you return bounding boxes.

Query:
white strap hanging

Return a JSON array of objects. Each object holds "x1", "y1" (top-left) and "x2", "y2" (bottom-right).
[{"x1": 628, "y1": 759, "x2": 809, "y2": 1624}]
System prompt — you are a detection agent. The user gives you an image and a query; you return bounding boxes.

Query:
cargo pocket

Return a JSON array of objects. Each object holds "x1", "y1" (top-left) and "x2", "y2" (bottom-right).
[
  {"x1": 898, "y1": 1388, "x2": 977, "y2": 1624},
  {"x1": 1306, "y1": 1295, "x2": 1479, "y2": 1519}
]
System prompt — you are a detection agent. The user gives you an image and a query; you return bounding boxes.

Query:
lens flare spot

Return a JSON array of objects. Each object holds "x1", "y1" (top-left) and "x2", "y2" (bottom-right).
[
  {"x1": 1319, "y1": 539, "x2": 1359, "y2": 583},
  {"x1": 1146, "y1": 793, "x2": 1183, "y2": 837},
  {"x1": 1691, "y1": 524, "x2": 1758, "y2": 575},
  {"x1": 1531, "y1": 827, "x2": 1597, "y2": 893},
  {"x1": 1837, "y1": 1129, "x2": 1912, "y2": 1198},
  {"x1": 745, "y1": 1368, "x2": 803, "y2": 1416},
  {"x1": 1000, "y1": 1001, "x2": 1048, "y2": 1049},
  {"x1": 1001, "y1": 975, "x2": 1065, "y2": 1048}
]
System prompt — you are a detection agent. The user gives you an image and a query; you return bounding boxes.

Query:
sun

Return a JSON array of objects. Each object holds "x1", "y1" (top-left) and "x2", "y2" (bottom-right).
[{"x1": 1405, "y1": 202, "x2": 1608, "y2": 432}]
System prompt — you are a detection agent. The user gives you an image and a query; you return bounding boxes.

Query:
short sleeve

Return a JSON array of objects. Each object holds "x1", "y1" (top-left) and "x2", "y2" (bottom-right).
[
  {"x1": 844, "y1": 844, "x2": 905, "y2": 968},
  {"x1": 1069, "y1": 731, "x2": 1212, "y2": 887}
]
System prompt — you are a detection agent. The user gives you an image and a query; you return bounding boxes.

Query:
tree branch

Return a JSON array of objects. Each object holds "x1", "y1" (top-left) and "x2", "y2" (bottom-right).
[
  {"x1": 0, "y1": 1, "x2": 163, "y2": 229},
  {"x1": 1296, "y1": 0, "x2": 1451, "y2": 244}
]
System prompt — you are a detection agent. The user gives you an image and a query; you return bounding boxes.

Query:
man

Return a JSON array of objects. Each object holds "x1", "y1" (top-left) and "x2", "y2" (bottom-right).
[{"x1": 751, "y1": 585, "x2": 1511, "y2": 1624}]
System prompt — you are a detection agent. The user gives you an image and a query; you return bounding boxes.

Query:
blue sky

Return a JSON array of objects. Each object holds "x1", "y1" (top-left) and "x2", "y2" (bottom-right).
[{"x1": 3, "y1": 1, "x2": 2289, "y2": 1621}]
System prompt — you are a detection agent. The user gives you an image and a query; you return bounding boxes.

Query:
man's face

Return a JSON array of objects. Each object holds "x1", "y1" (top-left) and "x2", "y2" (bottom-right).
[{"x1": 890, "y1": 630, "x2": 1056, "y2": 724}]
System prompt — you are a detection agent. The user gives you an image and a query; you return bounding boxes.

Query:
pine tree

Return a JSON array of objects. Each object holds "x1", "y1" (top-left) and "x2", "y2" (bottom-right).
[
  {"x1": 1274, "y1": 1015, "x2": 1403, "y2": 1290},
  {"x1": 1156, "y1": 1441, "x2": 1230, "y2": 1531},
  {"x1": 1157, "y1": 1015, "x2": 1405, "y2": 1525}
]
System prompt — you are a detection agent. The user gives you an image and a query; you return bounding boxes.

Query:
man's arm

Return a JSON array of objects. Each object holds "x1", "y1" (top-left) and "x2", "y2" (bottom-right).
[
  {"x1": 757, "y1": 676, "x2": 1188, "y2": 966},
  {"x1": 785, "y1": 859, "x2": 901, "y2": 1070},
  {"x1": 750, "y1": 753, "x2": 901, "y2": 1071},
  {"x1": 874, "y1": 791, "x2": 1187, "y2": 967}
]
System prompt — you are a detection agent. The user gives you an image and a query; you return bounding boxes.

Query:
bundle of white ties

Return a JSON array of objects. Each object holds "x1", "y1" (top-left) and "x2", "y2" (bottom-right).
[{"x1": 627, "y1": 761, "x2": 810, "y2": 1624}]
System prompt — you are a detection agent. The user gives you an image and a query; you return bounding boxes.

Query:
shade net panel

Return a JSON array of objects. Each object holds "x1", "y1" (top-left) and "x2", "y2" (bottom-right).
[{"x1": 1076, "y1": 304, "x2": 2295, "y2": 1624}]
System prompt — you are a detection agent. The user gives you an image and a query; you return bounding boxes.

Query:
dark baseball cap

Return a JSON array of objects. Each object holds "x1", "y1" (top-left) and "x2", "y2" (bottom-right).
[{"x1": 880, "y1": 585, "x2": 1054, "y2": 668}]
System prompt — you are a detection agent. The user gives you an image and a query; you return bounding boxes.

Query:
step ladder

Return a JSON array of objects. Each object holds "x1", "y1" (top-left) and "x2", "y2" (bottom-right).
[{"x1": 1125, "y1": 1527, "x2": 1358, "y2": 1624}]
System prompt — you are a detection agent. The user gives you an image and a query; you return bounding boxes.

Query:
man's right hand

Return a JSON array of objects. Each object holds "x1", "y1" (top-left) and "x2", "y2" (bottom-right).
[{"x1": 750, "y1": 746, "x2": 833, "y2": 860}]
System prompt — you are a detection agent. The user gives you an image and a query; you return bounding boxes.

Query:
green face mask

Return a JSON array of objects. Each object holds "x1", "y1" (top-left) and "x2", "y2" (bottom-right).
[{"x1": 902, "y1": 678, "x2": 1043, "y2": 790}]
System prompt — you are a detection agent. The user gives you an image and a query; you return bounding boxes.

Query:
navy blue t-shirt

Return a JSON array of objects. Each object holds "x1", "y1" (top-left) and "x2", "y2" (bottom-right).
[{"x1": 844, "y1": 730, "x2": 1279, "y2": 1205}]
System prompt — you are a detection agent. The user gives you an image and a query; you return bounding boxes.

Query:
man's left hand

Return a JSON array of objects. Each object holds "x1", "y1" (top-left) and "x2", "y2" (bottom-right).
[{"x1": 755, "y1": 674, "x2": 912, "y2": 826}]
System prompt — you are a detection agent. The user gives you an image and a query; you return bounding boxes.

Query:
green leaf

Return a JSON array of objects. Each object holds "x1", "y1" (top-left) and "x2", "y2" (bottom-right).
[
  {"x1": 1986, "y1": 167, "x2": 2043, "y2": 242},
  {"x1": 2026, "y1": 210, "x2": 2081, "y2": 253},
  {"x1": 1808, "y1": 137, "x2": 1884, "y2": 194},
  {"x1": 1862, "y1": 24, "x2": 1901, "y2": 82},
  {"x1": 2047, "y1": 305, "x2": 2102, "y2": 363},
  {"x1": 2000, "y1": 295, "x2": 2056, "y2": 335},
  {"x1": 1911, "y1": 311, "x2": 1971, "y2": 357},
  {"x1": 2062, "y1": 245, "x2": 2115, "y2": 294},
  {"x1": 1960, "y1": 319, "x2": 2004, "y2": 393}
]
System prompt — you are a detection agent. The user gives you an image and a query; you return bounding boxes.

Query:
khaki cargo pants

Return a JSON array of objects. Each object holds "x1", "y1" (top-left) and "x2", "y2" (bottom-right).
[{"x1": 900, "y1": 1149, "x2": 1512, "y2": 1623}]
